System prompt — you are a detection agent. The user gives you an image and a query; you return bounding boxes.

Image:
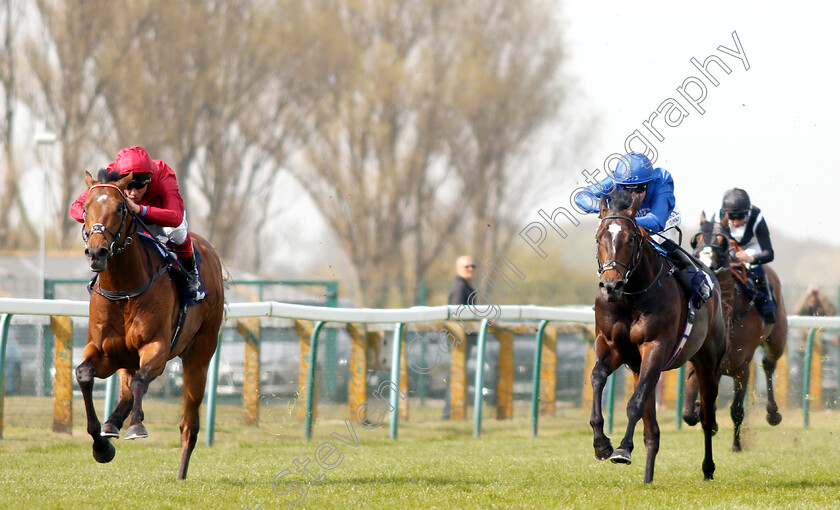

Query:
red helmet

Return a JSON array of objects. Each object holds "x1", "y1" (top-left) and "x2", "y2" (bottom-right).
[{"x1": 109, "y1": 146, "x2": 154, "y2": 176}]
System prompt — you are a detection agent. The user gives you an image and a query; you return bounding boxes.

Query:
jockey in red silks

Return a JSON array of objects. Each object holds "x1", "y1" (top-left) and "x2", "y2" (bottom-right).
[{"x1": 69, "y1": 146, "x2": 205, "y2": 302}]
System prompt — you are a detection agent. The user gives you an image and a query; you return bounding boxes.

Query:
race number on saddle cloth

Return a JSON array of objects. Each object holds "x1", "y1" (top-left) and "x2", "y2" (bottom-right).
[
  {"x1": 69, "y1": 146, "x2": 206, "y2": 303},
  {"x1": 574, "y1": 152, "x2": 712, "y2": 317}
]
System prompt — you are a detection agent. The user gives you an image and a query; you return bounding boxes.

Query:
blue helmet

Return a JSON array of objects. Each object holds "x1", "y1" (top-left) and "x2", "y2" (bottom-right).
[{"x1": 612, "y1": 153, "x2": 654, "y2": 185}]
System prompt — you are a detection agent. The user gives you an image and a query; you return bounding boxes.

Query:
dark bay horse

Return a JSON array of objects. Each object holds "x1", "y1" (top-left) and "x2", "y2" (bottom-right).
[
  {"x1": 686, "y1": 212, "x2": 788, "y2": 452},
  {"x1": 76, "y1": 170, "x2": 224, "y2": 479},
  {"x1": 591, "y1": 191, "x2": 726, "y2": 483}
]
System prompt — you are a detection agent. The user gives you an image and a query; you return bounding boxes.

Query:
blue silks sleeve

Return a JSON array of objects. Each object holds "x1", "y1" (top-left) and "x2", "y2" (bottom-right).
[
  {"x1": 634, "y1": 172, "x2": 675, "y2": 232},
  {"x1": 573, "y1": 177, "x2": 618, "y2": 213}
]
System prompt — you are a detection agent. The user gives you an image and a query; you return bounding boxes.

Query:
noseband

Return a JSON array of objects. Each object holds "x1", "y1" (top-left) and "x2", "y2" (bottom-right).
[
  {"x1": 596, "y1": 215, "x2": 644, "y2": 285},
  {"x1": 81, "y1": 184, "x2": 135, "y2": 257}
]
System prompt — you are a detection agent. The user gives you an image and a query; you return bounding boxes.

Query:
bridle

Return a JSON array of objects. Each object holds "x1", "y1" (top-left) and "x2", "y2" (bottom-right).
[
  {"x1": 596, "y1": 215, "x2": 644, "y2": 285},
  {"x1": 81, "y1": 184, "x2": 135, "y2": 257},
  {"x1": 692, "y1": 222, "x2": 739, "y2": 277}
]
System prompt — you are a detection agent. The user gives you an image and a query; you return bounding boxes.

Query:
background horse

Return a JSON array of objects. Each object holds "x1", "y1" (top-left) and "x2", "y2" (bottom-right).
[
  {"x1": 76, "y1": 170, "x2": 225, "y2": 479},
  {"x1": 686, "y1": 212, "x2": 788, "y2": 452},
  {"x1": 591, "y1": 191, "x2": 726, "y2": 483}
]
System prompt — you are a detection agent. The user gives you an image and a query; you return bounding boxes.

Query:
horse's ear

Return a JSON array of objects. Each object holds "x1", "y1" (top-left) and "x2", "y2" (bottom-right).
[
  {"x1": 598, "y1": 195, "x2": 608, "y2": 219},
  {"x1": 711, "y1": 212, "x2": 717, "y2": 223},
  {"x1": 700, "y1": 210, "x2": 707, "y2": 223},
  {"x1": 720, "y1": 213, "x2": 729, "y2": 229},
  {"x1": 627, "y1": 192, "x2": 643, "y2": 217},
  {"x1": 116, "y1": 172, "x2": 133, "y2": 191},
  {"x1": 84, "y1": 171, "x2": 96, "y2": 189}
]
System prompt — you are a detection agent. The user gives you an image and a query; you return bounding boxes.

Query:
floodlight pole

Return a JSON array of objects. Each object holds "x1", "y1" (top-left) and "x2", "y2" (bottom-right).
[{"x1": 35, "y1": 130, "x2": 57, "y2": 299}]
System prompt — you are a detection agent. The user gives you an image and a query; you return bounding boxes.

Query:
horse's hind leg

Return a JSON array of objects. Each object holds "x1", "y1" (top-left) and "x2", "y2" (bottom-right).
[
  {"x1": 695, "y1": 362, "x2": 719, "y2": 480},
  {"x1": 763, "y1": 327, "x2": 785, "y2": 426},
  {"x1": 101, "y1": 369, "x2": 134, "y2": 437},
  {"x1": 682, "y1": 363, "x2": 701, "y2": 426},
  {"x1": 125, "y1": 342, "x2": 167, "y2": 440},
  {"x1": 75, "y1": 356, "x2": 117, "y2": 463},
  {"x1": 641, "y1": 387, "x2": 660, "y2": 483},
  {"x1": 729, "y1": 363, "x2": 750, "y2": 452},
  {"x1": 177, "y1": 330, "x2": 218, "y2": 480}
]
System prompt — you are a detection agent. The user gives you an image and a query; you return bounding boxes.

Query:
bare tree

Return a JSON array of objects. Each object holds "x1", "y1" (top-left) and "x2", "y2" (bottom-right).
[
  {"x1": 24, "y1": 0, "x2": 135, "y2": 249},
  {"x1": 281, "y1": 0, "x2": 571, "y2": 306},
  {"x1": 99, "y1": 0, "x2": 306, "y2": 263},
  {"x1": 0, "y1": 0, "x2": 34, "y2": 248}
]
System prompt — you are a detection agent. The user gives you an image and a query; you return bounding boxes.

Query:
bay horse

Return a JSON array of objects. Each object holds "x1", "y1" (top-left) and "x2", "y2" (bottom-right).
[
  {"x1": 591, "y1": 191, "x2": 726, "y2": 483},
  {"x1": 75, "y1": 169, "x2": 224, "y2": 479},
  {"x1": 685, "y1": 212, "x2": 787, "y2": 452}
]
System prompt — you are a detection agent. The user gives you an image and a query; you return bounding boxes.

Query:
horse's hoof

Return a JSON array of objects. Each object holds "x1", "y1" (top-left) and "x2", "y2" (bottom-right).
[
  {"x1": 93, "y1": 440, "x2": 115, "y2": 463},
  {"x1": 731, "y1": 444, "x2": 742, "y2": 453},
  {"x1": 610, "y1": 449, "x2": 632, "y2": 464},
  {"x1": 101, "y1": 423, "x2": 120, "y2": 438},
  {"x1": 767, "y1": 412, "x2": 782, "y2": 426},
  {"x1": 594, "y1": 442, "x2": 614, "y2": 461},
  {"x1": 125, "y1": 424, "x2": 148, "y2": 440},
  {"x1": 683, "y1": 414, "x2": 699, "y2": 427}
]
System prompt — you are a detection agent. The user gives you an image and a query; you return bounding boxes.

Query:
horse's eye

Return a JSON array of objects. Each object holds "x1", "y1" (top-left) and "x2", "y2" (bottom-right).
[{"x1": 116, "y1": 204, "x2": 124, "y2": 214}]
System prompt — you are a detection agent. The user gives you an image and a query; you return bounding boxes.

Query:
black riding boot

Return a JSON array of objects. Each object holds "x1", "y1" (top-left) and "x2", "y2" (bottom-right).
[
  {"x1": 658, "y1": 238, "x2": 711, "y2": 322},
  {"x1": 753, "y1": 273, "x2": 776, "y2": 324},
  {"x1": 659, "y1": 238, "x2": 696, "y2": 298},
  {"x1": 179, "y1": 253, "x2": 206, "y2": 302}
]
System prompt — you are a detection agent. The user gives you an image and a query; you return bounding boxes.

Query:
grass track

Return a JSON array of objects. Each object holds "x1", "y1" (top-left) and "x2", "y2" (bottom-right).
[{"x1": 1, "y1": 397, "x2": 839, "y2": 509}]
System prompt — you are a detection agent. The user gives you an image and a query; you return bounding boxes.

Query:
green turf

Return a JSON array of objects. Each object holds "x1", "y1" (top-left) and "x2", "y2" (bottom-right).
[{"x1": 1, "y1": 397, "x2": 839, "y2": 509}]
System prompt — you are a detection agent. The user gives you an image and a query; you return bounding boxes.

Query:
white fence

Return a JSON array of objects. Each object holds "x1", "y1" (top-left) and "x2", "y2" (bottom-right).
[{"x1": 1, "y1": 297, "x2": 838, "y2": 443}]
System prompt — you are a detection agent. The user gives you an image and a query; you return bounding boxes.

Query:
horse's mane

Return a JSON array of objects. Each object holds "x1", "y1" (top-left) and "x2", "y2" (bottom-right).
[
  {"x1": 608, "y1": 188, "x2": 634, "y2": 212},
  {"x1": 97, "y1": 168, "x2": 122, "y2": 183}
]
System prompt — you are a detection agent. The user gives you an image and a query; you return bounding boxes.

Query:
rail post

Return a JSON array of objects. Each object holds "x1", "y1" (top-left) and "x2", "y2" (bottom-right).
[
  {"x1": 237, "y1": 318, "x2": 261, "y2": 426},
  {"x1": 51, "y1": 316, "x2": 73, "y2": 434},
  {"x1": 531, "y1": 320, "x2": 548, "y2": 437},
  {"x1": 204, "y1": 330, "x2": 223, "y2": 446},
  {"x1": 493, "y1": 325, "x2": 514, "y2": 420},
  {"x1": 473, "y1": 319, "x2": 489, "y2": 437},
  {"x1": 802, "y1": 328, "x2": 817, "y2": 427},
  {"x1": 304, "y1": 321, "x2": 325, "y2": 441},
  {"x1": 389, "y1": 323, "x2": 404, "y2": 439},
  {"x1": 0, "y1": 314, "x2": 13, "y2": 438}
]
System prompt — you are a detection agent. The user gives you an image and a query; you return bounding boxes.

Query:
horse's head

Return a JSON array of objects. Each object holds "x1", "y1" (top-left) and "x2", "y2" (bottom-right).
[
  {"x1": 595, "y1": 189, "x2": 645, "y2": 302},
  {"x1": 81, "y1": 169, "x2": 134, "y2": 272},
  {"x1": 690, "y1": 211, "x2": 731, "y2": 271}
]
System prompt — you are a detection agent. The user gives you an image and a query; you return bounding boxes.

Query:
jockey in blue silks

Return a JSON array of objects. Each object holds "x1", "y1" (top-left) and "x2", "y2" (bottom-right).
[{"x1": 574, "y1": 152, "x2": 711, "y2": 314}]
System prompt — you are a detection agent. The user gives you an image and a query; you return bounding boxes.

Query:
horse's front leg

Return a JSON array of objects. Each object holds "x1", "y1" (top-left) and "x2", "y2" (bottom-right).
[
  {"x1": 125, "y1": 341, "x2": 167, "y2": 440},
  {"x1": 75, "y1": 348, "x2": 118, "y2": 463},
  {"x1": 641, "y1": 379, "x2": 660, "y2": 483},
  {"x1": 590, "y1": 335, "x2": 620, "y2": 460},
  {"x1": 762, "y1": 338, "x2": 784, "y2": 426},
  {"x1": 102, "y1": 369, "x2": 134, "y2": 437},
  {"x1": 611, "y1": 343, "x2": 666, "y2": 467}
]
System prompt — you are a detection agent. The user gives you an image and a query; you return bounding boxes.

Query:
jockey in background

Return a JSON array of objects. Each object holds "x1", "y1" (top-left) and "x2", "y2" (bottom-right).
[
  {"x1": 574, "y1": 152, "x2": 711, "y2": 315},
  {"x1": 719, "y1": 187, "x2": 776, "y2": 323},
  {"x1": 69, "y1": 146, "x2": 205, "y2": 302}
]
